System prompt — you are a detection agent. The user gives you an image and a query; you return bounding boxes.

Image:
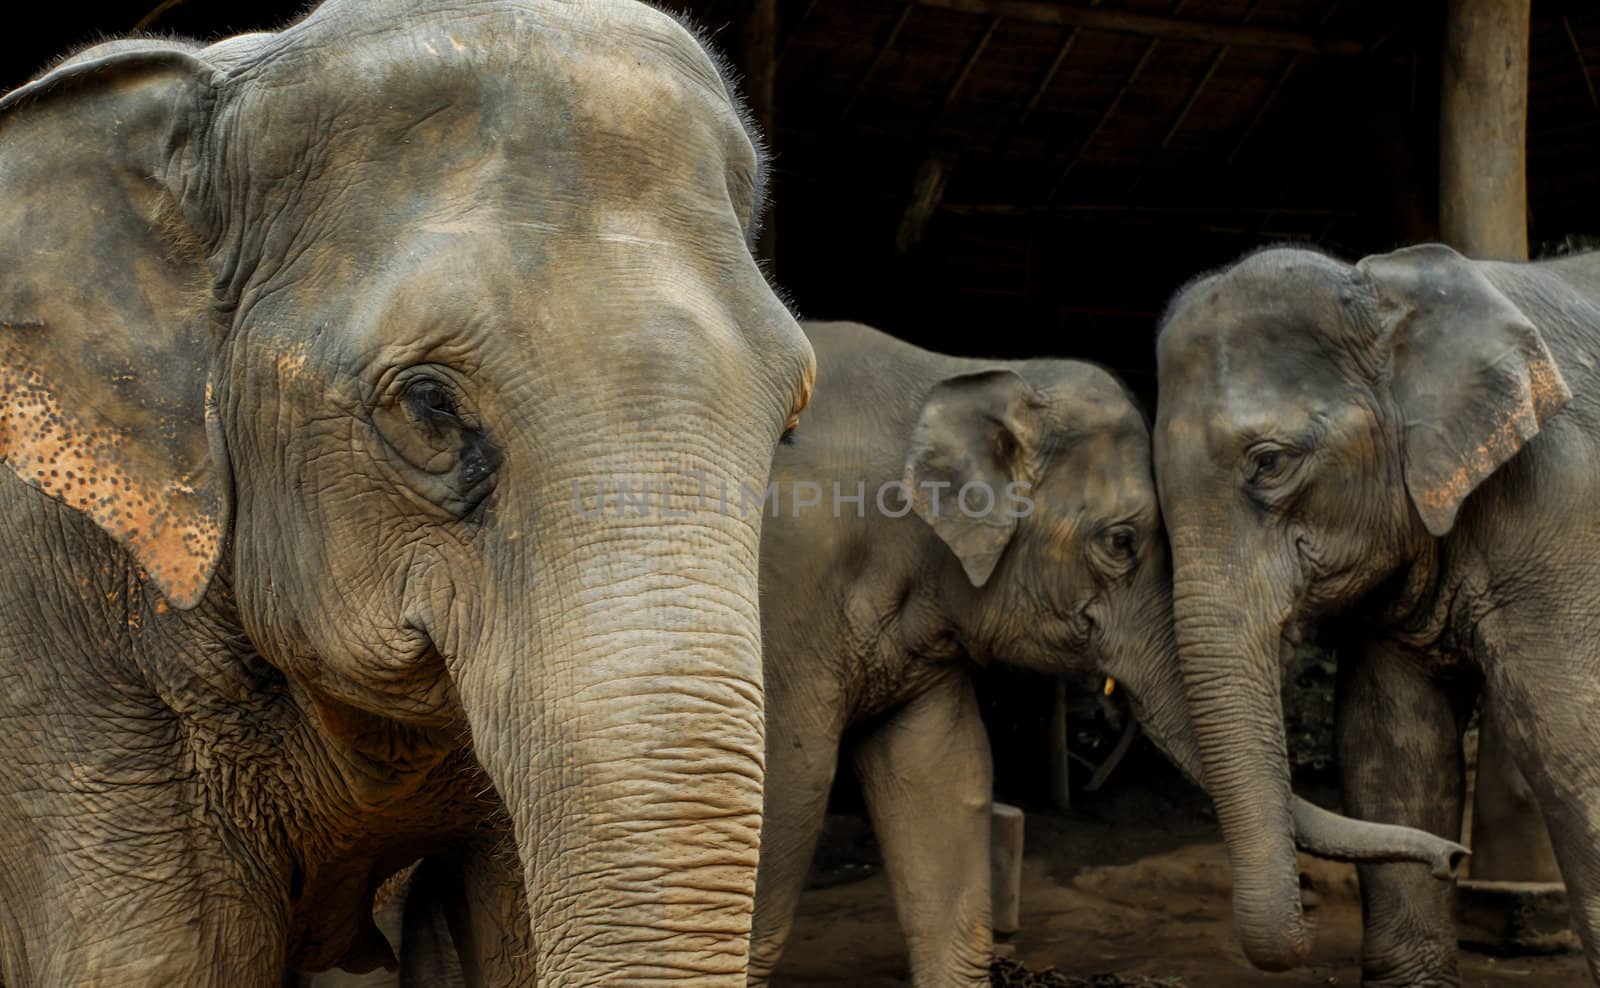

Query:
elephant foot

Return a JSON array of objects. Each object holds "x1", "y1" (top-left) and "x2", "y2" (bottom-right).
[{"x1": 1360, "y1": 964, "x2": 1460, "y2": 988}]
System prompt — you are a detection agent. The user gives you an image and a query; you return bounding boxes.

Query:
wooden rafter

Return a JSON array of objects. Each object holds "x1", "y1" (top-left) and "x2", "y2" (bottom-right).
[
  {"x1": 1226, "y1": 54, "x2": 1298, "y2": 164},
  {"x1": 1565, "y1": 16, "x2": 1600, "y2": 118},
  {"x1": 1228, "y1": 0, "x2": 1344, "y2": 163},
  {"x1": 1048, "y1": 0, "x2": 1192, "y2": 200},
  {"x1": 1048, "y1": 39, "x2": 1157, "y2": 196},
  {"x1": 776, "y1": 0, "x2": 825, "y2": 68},
  {"x1": 1160, "y1": 0, "x2": 1262, "y2": 150},
  {"x1": 1020, "y1": 29, "x2": 1080, "y2": 126},
  {"x1": 915, "y1": 0, "x2": 1365, "y2": 56},
  {"x1": 943, "y1": 15, "x2": 1001, "y2": 111},
  {"x1": 841, "y1": 2, "x2": 917, "y2": 121}
]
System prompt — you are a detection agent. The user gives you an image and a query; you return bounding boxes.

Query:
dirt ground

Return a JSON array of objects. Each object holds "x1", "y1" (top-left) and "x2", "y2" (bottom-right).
[{"x1": 773, "y1": 793, "x2": 1589, "y2": 988}]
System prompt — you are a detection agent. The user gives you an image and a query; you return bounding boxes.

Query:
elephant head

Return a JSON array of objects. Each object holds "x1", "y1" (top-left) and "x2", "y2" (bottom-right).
[
  {"x1": 907, "y1": 359, "x2": 1466, "y2": 881},
  {"x1": 0, "y1": 0, "x2": 813, "y2": 982},
  {"x1": 1153, "y1": 244, "x2": 1566, "y2": 971}
]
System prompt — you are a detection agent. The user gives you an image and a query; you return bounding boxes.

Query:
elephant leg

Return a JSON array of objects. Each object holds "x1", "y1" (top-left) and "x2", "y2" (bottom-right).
[
  {"x1": 747, "y1": 699, "x2": 842, "y2": 987},
  {"x1": 398, "y1": 858, "x2": 467, "y2": 988},
  {"x1": 1480, "y1": 648, "x2": 1600, "y2": 981},
  {"x1": 853, "y1": 668, "x2": 992, "y2": 988},
  {"x1": 1336, "y1": 637, "x2": 1471, "y2": 988}
]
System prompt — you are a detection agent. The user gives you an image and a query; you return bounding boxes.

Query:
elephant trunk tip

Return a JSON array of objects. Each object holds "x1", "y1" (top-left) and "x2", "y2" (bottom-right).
[
  {"x1": 1435, "y1": 842, "x2": 1471, "y2": 881},
  {"x1": 1235, "y1": 909, "x2": 1311, "y2": 973}
]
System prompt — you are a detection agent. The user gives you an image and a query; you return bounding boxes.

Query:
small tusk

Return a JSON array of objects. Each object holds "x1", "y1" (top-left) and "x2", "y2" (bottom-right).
[{"x1": 1103, "y1": 676, "x2": 1116, "y2": 696}]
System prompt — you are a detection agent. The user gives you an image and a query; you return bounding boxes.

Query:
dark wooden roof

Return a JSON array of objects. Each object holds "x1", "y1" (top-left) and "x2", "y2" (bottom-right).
[{"x1": 9, "y1": 1, "x2": 1600, "y2": 390}]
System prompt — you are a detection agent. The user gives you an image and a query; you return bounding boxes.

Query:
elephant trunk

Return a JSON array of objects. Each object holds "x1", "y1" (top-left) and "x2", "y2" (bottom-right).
[
  {"x1": 1122, "y1": 578, "x2": 1468, "y2": 876},
  {"x1": 1290, "y1": 800, "x2": 1467, "y2": 877},
  {"x1": 1169, "y1": 532, "x2": 1308, "y2": 972},
  {"x1": 456, "y1": 466, "x2": 767, "y2": 987}
]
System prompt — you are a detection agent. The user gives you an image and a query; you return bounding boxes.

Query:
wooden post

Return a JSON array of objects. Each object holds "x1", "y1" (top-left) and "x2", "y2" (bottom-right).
[
  {"x1": 1439, "y1": 0, "x2": 1529, "y2": 259},
  {"x1": 990, "y1": 802, "x2": 1025, "y2": 939},
  {"x1": 739, "y1": 0, "x2": 778, "y2": 265},
  {"x1": 1438, "y1": 0, "x2": 1567, "y2": 940}
]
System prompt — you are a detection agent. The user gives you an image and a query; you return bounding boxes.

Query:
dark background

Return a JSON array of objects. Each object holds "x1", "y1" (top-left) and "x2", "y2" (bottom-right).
[
  {"x1": 12, "y1": 2, "x2": 1600, "y2": 397},
  {"x1": 9, "y1": 0, "x2": 1598, "y2": 806}
]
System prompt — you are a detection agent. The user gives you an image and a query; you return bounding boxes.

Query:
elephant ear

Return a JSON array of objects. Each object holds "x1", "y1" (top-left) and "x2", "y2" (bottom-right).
[
  {"x1": 0, "y1": 50, "x2": 228, "y2": 608},
  {"x1": 903, "y1": 369, "x2": 1042, "y2": 587},
  {"x1": 1359, "y1": 243, "x2": 1570, "y2": 537}
]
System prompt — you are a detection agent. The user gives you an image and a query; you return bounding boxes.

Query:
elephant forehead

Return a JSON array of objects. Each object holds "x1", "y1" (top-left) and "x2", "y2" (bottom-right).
[{"x1": 229, "y1": 1, "x2": 751, "y2": 200}]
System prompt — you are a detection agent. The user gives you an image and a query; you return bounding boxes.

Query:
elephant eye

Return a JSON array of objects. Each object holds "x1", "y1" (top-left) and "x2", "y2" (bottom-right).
[
  {"x1": 404, "y1": 378, "x2": 460, "y2": 425},
  {"x1": 1102, "y1": 524, "x2": 1138, "y2": 561},
  {"x1": 1245, "y1": 444, "x2": 1298, "y2": 488},
  {"x1": 373, "y1": 369, "x2": 500, "y2": 518}
]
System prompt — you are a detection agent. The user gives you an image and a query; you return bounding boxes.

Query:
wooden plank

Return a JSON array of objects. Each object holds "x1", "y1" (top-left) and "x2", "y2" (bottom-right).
[{"x1": 915, "y1": 0, "x2": 1365, "y2": 57}]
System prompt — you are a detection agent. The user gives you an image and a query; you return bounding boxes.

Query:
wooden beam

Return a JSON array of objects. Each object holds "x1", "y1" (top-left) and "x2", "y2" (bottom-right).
[
  {"x1": 1565, "y1": 16, "x2": 1600, "y2": 118},
  {"x1": 916, "y1": 0, "x2": 1365, "y2": 56},
  {"x1": 1226, "y1": 2, "x2": 1337, "y2": 164},
  {"x1": 1439, "y1": 0, "x2": 1529, "y2": 260},
  {"x1": 776, "y1": 0, "x2": 824, "y2": 68},
  {"x1": 1019, "y1": 29, "x2": 1080, "y2": 126},
  {"x1": 943, "y1": 15, "x2": 1001, "y2": 111},
  {"x1": 1161, "y1": 0, "x2": 1261, "y2": 149},
  {"x1": 841, "y1": 2, "x2": 917, "y2": 121},
  {"x1": 1227, "y1": 54, "x2": 1298, "y2": 164},
  {"x1": 1049, "y1": 37, "x2": 1160, "y2": 198}
]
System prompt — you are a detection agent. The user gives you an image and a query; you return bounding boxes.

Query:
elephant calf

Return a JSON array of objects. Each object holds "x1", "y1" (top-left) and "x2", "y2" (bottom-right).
[{"x1": 747, "y1": 320, "x2": 1465, "y2": 988}]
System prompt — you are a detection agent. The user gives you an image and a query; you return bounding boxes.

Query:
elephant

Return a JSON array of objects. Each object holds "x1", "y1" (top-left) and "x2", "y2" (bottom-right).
[
  {"x1": 1154, "y1": 242, "x2": 1600, "y2": 985},
  {"x1": 737, "y1": 321, "x2": 1464, "y2": 987},
  {"x1": 0, "y1": 0, "x2": 814, "y2": 984}
]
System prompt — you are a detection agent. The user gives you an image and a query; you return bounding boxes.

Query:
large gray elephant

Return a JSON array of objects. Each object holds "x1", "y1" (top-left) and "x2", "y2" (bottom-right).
[
  {"x1": 1155, "y1": 243, "x2": 1600, "y2": 985},
  {"x1": 744, "y1": 321, "x2": 1463, "y2": 987},
  {"x1": 0, "y1": 0, "x2": 813, "y2": 984}
]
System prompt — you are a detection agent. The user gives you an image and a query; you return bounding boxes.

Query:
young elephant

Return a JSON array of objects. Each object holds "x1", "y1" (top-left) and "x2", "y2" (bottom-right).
[
  {"x1": 746, "y1": 321, "x2": 1464, "y2": 988},
  {"x1": 1156, "y1": 244, "x2": 1600, "y2": 985},
  {"x1": 0, "y1": 2, "x2": 812, "y2": 985}
]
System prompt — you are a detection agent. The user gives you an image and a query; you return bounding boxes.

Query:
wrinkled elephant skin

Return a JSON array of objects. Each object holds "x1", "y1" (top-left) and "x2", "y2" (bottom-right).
[{"x1": 0, "y1": 2, "x2": 813, "y2": 985}]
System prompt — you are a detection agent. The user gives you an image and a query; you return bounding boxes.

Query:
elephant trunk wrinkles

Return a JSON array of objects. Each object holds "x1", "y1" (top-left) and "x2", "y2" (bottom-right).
[
  {"x1": 1125, "y1": 594, "x2": 1468, "y2": 875},
  {"x1": 1169, "y1": 539, "x2": 1308, "y2": 973},
  {"x1": 459, "y1": 481, "x2": 767, "y2": 987}
]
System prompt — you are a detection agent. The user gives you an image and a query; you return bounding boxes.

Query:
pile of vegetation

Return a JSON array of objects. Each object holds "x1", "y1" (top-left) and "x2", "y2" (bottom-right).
[{"x1": 990, "y1": 958, "x2": 1187, "y2": 987}]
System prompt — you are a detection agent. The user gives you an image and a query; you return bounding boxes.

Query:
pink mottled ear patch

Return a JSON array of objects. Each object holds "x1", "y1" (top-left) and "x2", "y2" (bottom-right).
[{"x1": 0, "y1": 347, "x2": 223, "y2": 608}]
